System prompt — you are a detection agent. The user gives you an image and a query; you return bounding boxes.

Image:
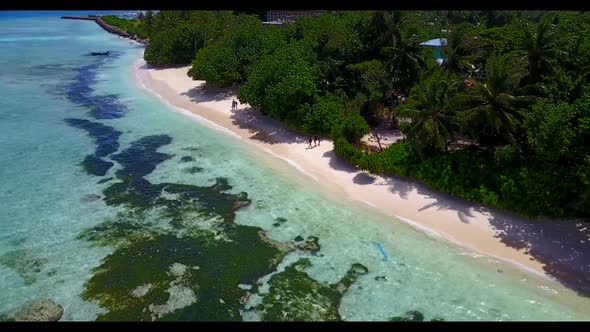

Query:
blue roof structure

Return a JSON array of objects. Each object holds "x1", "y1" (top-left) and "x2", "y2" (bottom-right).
[{"x1": 419, "y1": 38, "x2": 448, "y2": 47}]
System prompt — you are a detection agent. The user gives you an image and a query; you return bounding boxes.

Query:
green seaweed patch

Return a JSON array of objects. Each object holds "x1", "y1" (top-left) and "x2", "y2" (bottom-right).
[
  {"x1": 158, "y1": 180, "x2": 250, "y2": 222},
  {"x1": 295, "y1": 236, "x2": 321, "y2": 255},
  {"x1": 82, "y1": 226, "x2": 287, "y2": 321},
  {"x1": 80, "y1": 155, "x2": 114, "y2": 176},
  {"x1": 0, "y1": 249, "x2": 47, "y2": 285},
  {"x1": 183, "y1": 166, "x2": 203, "y2": 174},
  {"x1": 97, "y1": 177, "x2": 114, "y2": 184},
  {"x1": 181, "y1": 147, "x2": 200, "y2": 152},
  {"x1": 253, "y1": 258, "x2": 368, "y2": 321},
  {"x1": 78, "y1": 213, "x2": 157, "y2": 247},
  {"x1": 65, "y1": 118, "x2": 122, "y2": 176},
  {"x1": 81, "y1": 134, "x2": 297, "y2": 320},
  {"x1": 294, "y1": 235, "x2": 304, "y2": 242},
  {"x1": 110, "y1": 135, "x2": 174, "y2": 181},
  {"x1": 103, "y1": 180, "x2": 163, "y2": 211},
  {"x1": 180, "y1": 156, "x2": 194, "y2": 163},
  {"x1": 272, "y1": 217, "x2": 287, "y2": 227}
]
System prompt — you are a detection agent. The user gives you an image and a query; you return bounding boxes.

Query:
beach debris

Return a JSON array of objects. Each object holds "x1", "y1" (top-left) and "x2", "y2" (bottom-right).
[{"x1": 374, "y1": 242, "x2": 388, "y2": 262}]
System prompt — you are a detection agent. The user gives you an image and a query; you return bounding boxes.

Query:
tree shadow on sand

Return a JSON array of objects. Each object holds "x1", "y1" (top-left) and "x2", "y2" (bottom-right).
[
  {"x1": 228, "y1": 106, "x2": 306, "y2": 146},
  {"x1": 378, "y1": 176, "x2": 480, "y2": 224},
  {"x1": 140, "y1": 63, "x2": 190, "y2": 71},
  {"x1": 380, "y1": 175, "x2": 590, "y2": 297},
  {"x1": 181, "y1": 84, "x2": 237, "y2": 103},
  {"x1": 321, "y1": 150, "x2": 358, "y2": 173},
  {"x1": 353, "y1": 173, "x2": 376, "y2": 185},
  {"x1": 487, "y1": 211, "x2": 590, "y2": 297}
]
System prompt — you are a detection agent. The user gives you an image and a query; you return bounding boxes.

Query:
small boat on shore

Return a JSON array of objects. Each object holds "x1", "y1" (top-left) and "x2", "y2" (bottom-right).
[{"x1": 90, "y1": 51, "x2": 110, "y2": 56}]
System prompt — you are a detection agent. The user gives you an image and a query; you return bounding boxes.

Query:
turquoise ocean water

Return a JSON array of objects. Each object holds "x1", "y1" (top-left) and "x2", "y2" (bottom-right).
[{"x1": 0, "y1": 13, "x2": 589, "y2": 321}]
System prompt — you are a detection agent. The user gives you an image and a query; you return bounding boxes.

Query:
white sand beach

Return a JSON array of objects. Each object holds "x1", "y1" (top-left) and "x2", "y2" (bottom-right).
[{"x1": 132, "y1": 54, "x2": 590, "y2": 295}]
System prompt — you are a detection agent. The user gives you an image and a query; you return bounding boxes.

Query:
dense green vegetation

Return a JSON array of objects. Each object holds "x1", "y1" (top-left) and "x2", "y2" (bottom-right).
[
  {"x1": 121, "y1": 10, "x2": 590, "y2": 220},
  {"x1": 101, "y1": 15, "x2": 149, "y2": 39}
]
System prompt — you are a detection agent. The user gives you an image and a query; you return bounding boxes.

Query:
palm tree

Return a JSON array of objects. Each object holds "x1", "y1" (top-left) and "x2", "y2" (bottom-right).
[
  {"x1": 453, "y1": 54, "x2": 541, "y2": 148},
  {"x1": 369, "y1": 11, "x2": 410, "y2": 51},
  {"x1": 520, "y1": 14, "x2": 564, "y2": 83},
  {"x1": 383, "y1": 32, "x2": 426, "y2": 95},
  {"x1": 441, "y1": 25, "x2": 474, "y2": 75},
  {"x1": 371, "y1": 12, "x2": 424, "y2": 129},
  {"x1": 398, "y1": 69, "x2": 459, "y2": 153}
]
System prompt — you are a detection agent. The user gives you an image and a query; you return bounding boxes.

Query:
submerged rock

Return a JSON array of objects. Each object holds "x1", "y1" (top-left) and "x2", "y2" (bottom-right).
[
  {"x1": 390, "y1": 310, "x2": 425, "y2": 322},
  {"x1": 180, "y1": 156, "x2": 194, "y2": 163},
  {"x1": 0, "y1": 249, "x2": 46, "y2": 285},
  {"x1": 183, "y1": 166, "x2": 203, "y2": 174},
  {"x1": 81, "y1": 194, "x2": 102, "y2": 202},
  {"x1": 272, "y1": 217, "x2": 287, "y2": 227},
  {"x1": 1, "y1": 299, "x2": 63, "y2": 321}
]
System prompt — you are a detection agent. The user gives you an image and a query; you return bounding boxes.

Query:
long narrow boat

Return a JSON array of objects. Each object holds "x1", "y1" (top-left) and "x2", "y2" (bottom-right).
[{"x1": 90, "y1": 51, "x2": 109, "y2": 56}]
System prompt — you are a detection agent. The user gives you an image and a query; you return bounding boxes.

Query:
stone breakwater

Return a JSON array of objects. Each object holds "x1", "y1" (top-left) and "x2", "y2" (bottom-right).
[{"x1": 61, "y1": 15, "x2": 149, "y2": 45}]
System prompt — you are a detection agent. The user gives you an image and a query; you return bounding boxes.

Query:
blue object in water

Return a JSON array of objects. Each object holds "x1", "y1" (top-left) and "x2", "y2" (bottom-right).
[{"x1": 375, "y1": 242, "x2": 388, "y2": 262}]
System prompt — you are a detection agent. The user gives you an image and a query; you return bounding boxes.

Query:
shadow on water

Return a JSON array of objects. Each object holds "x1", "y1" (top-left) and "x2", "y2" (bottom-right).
[{"x1": 65, "y1": 51, "x2": 129, "y2": 120}]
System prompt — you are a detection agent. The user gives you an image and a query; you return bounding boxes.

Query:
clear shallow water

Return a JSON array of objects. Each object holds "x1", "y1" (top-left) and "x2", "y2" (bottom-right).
[{"x1": 0, "y1": 15, "x2": 589, "y2": 321}]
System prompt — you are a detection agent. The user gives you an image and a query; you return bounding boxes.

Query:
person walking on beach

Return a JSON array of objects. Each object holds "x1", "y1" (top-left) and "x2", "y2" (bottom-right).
[
  {"x1": 308, "y1": 136, "x2": 313, "y2": 149},
  {"x1": 231, "y1": 99, "x2": 236, "y2": 110},
  {"x1": 315, "y1": 136, "x2": 320, "y2": 146}
]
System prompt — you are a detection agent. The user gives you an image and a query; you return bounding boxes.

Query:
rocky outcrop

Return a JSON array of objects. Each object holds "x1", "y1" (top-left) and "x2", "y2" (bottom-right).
[{"x1": 1, "y1": 299, "x2": 64, "y2": 321}]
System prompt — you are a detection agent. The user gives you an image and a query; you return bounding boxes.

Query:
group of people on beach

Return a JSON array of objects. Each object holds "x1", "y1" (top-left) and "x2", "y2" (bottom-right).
[{"x1": 308, "y1": 135, "x2": 321, "y2": 148}]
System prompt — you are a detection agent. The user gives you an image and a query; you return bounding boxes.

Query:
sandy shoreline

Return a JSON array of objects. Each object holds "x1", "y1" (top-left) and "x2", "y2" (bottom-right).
[{"x1": 131, "y1": 53, "x2": 590, "y2": 297}]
